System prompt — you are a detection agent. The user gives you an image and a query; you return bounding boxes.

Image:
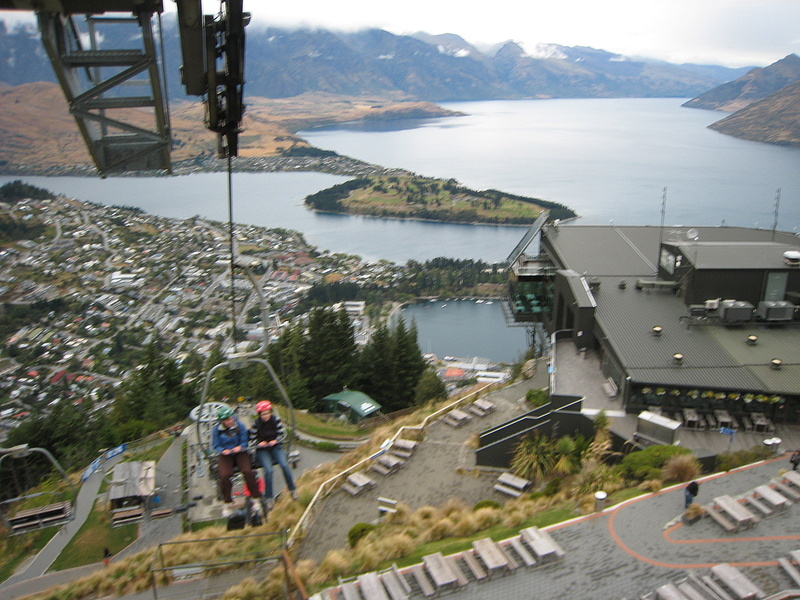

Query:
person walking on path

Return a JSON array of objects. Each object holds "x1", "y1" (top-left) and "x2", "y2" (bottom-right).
[
  {"x1": 684, "y1": 480, "x2": 699, "y2": 508},
  {"x1": 212, "y1": 406, "x2": 262, "y2": 516},
  {"x1": 252, "y1": 400, "x2": 297, "y2": 511},
  {"x1": 791, "y1": 450, "x2": 800, "y2": 471},
  {"x1": 102, "y1": 548, "x2": 112, "y2": 567}
]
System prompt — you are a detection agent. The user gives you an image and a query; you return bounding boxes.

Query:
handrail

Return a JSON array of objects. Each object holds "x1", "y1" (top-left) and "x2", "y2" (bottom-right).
[{"x1": 286, "y1": 382, "x2": 496, "y2": 547}]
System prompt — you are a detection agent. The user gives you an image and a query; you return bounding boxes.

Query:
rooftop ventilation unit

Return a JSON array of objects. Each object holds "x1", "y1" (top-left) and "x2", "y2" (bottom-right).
[
  {"x1": 757, "y1": 300, "x2": 795, "y2": 322},
  {"x1": 719, "y1": 300, "x2": 753, "y2": 323}
]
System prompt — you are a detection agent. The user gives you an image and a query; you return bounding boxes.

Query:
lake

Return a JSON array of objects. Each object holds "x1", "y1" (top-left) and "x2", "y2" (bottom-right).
[
  {"x1": 4, "y1": 97, "x2": 799, "y2": 362},
  {"x1": 302, "y1": 98, "x2": 800, "y2": 231},
  {"x1": 5, "y1": 99, "x2": 799, "y2": 264},
  {"x1": 398, "y1": 300, "x2": 530, "y2": 364}
]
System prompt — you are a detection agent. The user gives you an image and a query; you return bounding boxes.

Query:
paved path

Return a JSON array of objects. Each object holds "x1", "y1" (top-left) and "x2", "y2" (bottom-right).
[
  {"x1": 0, "y1": 452, "x2": 125, "y2": 594},
  {"x1": 1, "y1": 436, "x2": 183, "y2": 600},
  {"x1": 415, "y1": 454, "x2": 800, "y2": 600}
]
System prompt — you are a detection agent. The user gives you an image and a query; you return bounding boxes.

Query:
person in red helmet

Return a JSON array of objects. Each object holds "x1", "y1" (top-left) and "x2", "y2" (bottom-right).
[{"x1": 252, "y1": 400, "x2": 297, "y2": 509}]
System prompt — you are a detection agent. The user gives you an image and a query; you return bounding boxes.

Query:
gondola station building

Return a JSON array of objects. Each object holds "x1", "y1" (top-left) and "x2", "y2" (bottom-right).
[{"x1": 507, "y1": 223, "x2": 800, "y2": 427}]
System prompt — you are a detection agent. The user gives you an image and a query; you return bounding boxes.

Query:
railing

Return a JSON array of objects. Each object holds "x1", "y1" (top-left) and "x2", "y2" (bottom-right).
[{"x1": 287, "y1": 382, "x2": 497, "y2": 547}]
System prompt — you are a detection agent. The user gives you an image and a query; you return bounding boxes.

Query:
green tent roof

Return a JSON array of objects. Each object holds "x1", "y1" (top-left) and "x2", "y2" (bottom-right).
[{"x1": 323, "y1": 390, "x2": 381, "y2": 418}]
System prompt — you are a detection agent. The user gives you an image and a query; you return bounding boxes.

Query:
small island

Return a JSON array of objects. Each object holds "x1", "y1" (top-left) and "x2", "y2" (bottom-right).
[{"x1": 304, "y1": 175, "x2": 577, "y2": 224}]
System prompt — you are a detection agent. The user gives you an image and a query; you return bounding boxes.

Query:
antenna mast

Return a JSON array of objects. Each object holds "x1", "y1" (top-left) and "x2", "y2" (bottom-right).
[
  {"x1": 772, "y1": 188, "x2": 781, "y2": 241},
  {"x1": 658, "y1": 186, "x2": 667, "y2": 257}
]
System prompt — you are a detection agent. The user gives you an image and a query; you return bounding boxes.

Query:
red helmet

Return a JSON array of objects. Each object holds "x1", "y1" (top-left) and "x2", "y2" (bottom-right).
[{"x1": 256, "y1": 400, "x2": 273, "y2": 413}]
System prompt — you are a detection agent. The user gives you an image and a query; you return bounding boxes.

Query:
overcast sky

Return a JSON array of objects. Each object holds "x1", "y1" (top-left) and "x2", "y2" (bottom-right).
[{"x1": 2, "y1": 0, "x2": 799, "y2": 68}]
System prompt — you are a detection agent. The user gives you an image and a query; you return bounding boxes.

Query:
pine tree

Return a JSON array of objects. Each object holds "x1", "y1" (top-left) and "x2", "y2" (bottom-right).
[
  {"x1": 391, "y1": 318, "x2": 426, "y2": 409},
  {"x1": 414, "y1": 368, "x2": 447, "y2": 404},
  {"x1": 356, "y1": 322, "x2": 397, "y2": 409},
  {"x1": 301, "y1": 308, "x2": 357, "y2": 408}
]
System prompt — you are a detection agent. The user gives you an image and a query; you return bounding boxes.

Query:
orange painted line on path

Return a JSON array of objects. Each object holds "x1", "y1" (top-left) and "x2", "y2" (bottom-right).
[
  {"x1": 605, "y1": 454, "x2": 793, "y2": 570},
  {"x1": 664, "y1": 521, "x2": 800, "y2": 545}
]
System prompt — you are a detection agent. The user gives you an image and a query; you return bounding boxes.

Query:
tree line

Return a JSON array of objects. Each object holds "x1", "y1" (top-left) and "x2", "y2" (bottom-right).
[
  {"x1": 206, "y1": 307, "x2": 437, "y2": 414},
  {"x1": 3, "y1": 306, "x2": 438, "y2": 488}
]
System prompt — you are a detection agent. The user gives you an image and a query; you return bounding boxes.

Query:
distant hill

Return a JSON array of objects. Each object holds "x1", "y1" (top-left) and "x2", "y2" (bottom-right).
[
  {"x1": 683, "y1": 54, "x2": 800, "y2": 112},
  {"x1": 708, "y1": 79, "x2": 800, "y2": 147},
  {"x1": 0, "y1": 82, "x2": 460, "y2": 172},
  {"x1": 0, "y1": 19, "x2": 749, "y2": 102}
]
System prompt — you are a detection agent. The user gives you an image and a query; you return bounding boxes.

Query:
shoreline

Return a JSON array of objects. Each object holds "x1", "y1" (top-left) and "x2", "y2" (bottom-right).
[
  {"x1": 308, "y1": 207, "x2": 532, "y2": 228},
  {"x1": 1, "y1": 158, "x2": 576, "y2": 228}
]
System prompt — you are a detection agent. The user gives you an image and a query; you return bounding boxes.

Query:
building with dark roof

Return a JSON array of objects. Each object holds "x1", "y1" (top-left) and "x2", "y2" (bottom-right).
[{"x1": 507, "y1": 223, "x2": 800, "y2": 426}]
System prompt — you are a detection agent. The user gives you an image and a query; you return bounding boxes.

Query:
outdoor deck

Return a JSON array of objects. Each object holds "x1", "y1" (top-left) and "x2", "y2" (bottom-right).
[{"x1": 553, "y1": 340, "x2": 800, "y2": 455}]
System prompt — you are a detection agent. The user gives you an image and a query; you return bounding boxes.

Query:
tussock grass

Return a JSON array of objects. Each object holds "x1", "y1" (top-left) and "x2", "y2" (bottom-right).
[
  {"x1": 639, "y1": 479, "x2": 663, "y2": 493},
  {"x1": 661, "y1": 454, "x2": 701, "y2": 483}
]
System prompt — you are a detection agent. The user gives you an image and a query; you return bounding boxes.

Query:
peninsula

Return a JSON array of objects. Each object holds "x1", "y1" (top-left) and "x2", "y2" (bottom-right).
[{"x1": 304, "y1": 175, "x2": 577, "y2": 224}]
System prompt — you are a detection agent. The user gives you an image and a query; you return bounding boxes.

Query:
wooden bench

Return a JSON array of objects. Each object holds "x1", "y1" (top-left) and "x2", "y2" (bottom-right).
[
  {"x1": 379, "y1": 566, "x2": 410, "y2": 600},
  {"x1": 779, "y1": 557, "x2": 800, "y2": 587},
  {"x1": 377, "y1": 453, "x2": 405, "y2": 474},
  {"x1": 710, "y1": 563, "x2": 766, "y2": 600},
  {"x1": 468, "y1": 403, "x2": 487, "y2": 418},
  {"x1": 390, "y1": 448, "x2": 413, "y2": 460},
  {"x1": 343, "y1": 472, "x2": 376, "y2": 496},
  {"x1": 655, "y1": 582, "x2": 686, "y2": 600},
  {"x1": 370, "y1": 462, "x2": 391, "y2": 476},
  {"x1": 497, "y1": 541, "x2": 519, "y2": 572},
  {"x1": 442, "y1": 409, "x2": 471, "y2": 428},
  {"x1": 771, "y1": 479, "x2": 800, "y2": 501},
  {"x1": 744, "y1": 495, "x2": 772, "y2": 517},
  {"x1": 753, "y1": 484, "x2": 789, "y2": 511},
  {"x1": 461, "y1": 550, "x2": 487, "y2": 581},
  {"x1": 701, "y1": 575, "x2": 735, "y2": 600},
  {"x1": 676, "y1": 581, "x2": 709, "y2": 600},
  {"x1": 378, "y1": 497, "x2": 398, "y2": 518},
  {"x1": 111, "y1": 507, "x2": 144, "y2": 524},
  {"x1": 782, "y1": 470, "x2": 800, "y2": 490},
  {"x1": 602, "y1": 377, "x2": 618, "y2": 398},
  {"x1": 151, "y1": 508, "x2": 173, "y2": 519},
  {"x1": 342, "y1": 482, "x2": 362, "y2": 496},
  {"x1": 520, "y1": 526, "x2": 565, "y2": 561},
  {"x1": 474, "y1": 398, "x2": 495, "y2": 413},
  {"x1": 687, "y1": 572, "x2": 725, "y2": 600},
  {"x1": 704, "y1": 506, "x2": 735, "y2": 533},
  {"x1": 446, "y1": 556, "x2": 469, "y2": 588},
  {"x1": 494, "y1": 472, "x2": 530, "y2": 498},
  {"x1": 339, "y1": 580, "x2": 361, "y2": 600},
  {"x1": 410, "y1": 565, "x2": 435, "y2": 597},
  {"x1": 493, "y1": 483, "x2": 522, "y2": 497},
  {"x1": 358, "y1": 572, "x2": 390, "y2": 600},
  {"x1": 8, "y1": 501, "x2": 72, "y2": 531},
  {"x1": 509, "y1": 537, "x2": 537, "y2": 567}
]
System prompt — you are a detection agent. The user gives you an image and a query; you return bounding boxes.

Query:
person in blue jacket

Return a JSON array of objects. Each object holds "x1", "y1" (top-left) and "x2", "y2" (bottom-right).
[{"x1": 212, "y1": 406, "x2": 262, "y2": 513}]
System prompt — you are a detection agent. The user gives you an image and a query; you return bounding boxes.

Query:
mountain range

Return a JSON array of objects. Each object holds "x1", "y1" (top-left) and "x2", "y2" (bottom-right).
[
  {"x1": 682, "y1": 54, "x2": 800, "y2": 147},
  {"x1": 0, "y1": 18, "x2": 750, "y2": 101},
  {"x1": 682, "y1": 53, "x2": 800, "y2": 112}
]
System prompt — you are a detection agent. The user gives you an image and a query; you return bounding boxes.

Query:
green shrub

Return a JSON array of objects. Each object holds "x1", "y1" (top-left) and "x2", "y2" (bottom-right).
[
  {"x1": 472, "y1": 500, "x2": 501, "y2": 511},
  {"x1": 715, "y1": 446, "x2": 773, "y2": 472},
  {"x1": 525, "y1": 389, "x2": 549, "y2": 408},
  {"x1": 347, "y1": 522, "x2": 376, "y2": 548},
  {"x1": 617, "y1": 445, "x2": 692, "y2": 482},
  {"x1": 313, "y1": 441, "x2": 340, "y2": 452},
  {"x1": 542, "y1": 478, "x2": 561, "y2": 496}
]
